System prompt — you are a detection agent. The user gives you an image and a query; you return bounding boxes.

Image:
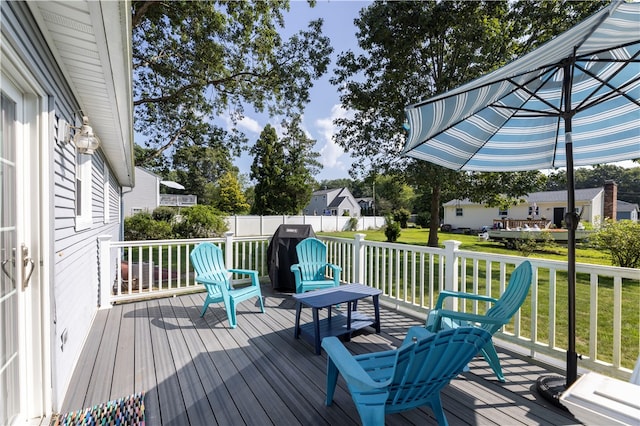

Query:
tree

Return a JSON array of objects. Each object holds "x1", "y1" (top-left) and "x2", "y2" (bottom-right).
[
  {"x1": 509, "y1": 0, "x2": 607, "y2": 55},
  {"x1": 332, "y1": 1, "x2": 519, "y2": 246},
  {"x1": 280, "y1": 116, "x2": 322, "y2": 212},
  {"x1": 215, "y1": 171, "x2": 250, "y2": 214},
  {"x1": 546, "y1": 166, "x2": 640, "y2": 206},
  {"x1": 331, "y1": 0, "x2": 602, "y2": 247},
  {"x1": 373, "y1": 174, "x2": 414, "y2": 216},
  {"x1": 251, "y1": 125, "x2": 286, "y2": 215},
  {"x1": 250, "y1": 119, "x2": 320, "y2": 214},
  {"x1": 132, "y1": 1, "x2": 333, "y2": 162}
]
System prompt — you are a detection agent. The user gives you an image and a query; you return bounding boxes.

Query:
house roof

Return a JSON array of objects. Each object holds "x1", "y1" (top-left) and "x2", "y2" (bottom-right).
[
  {"x1": 617, "y1": 200, "x2": 640, "y2": 212},
  {"x1": 328, "y1": 196, "x2": 346, "y2": 208},
  {"x1": 313, "y1": 188, "x2": 339, "y2": 196},
  {"x1": 28, "y1": 1, "x2": 134, "y2": 187},
  {"x1": 357, "y1": 197, "x2": 374, "y2": 203},
  {"x1": 444, "y1": 187, "x2": 604, "y2": 206}
]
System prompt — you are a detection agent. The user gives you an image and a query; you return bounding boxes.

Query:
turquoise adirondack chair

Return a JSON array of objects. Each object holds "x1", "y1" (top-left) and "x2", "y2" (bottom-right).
[
  {"x1": 426, "y1": 260, "x2": 533, "y2": 382},
  {"x1": 190, "y1": 242, "x2": 264, "y2": 328},
  {"x1": 290, "y1": 238, "x2": 341, "y2": 293},
  {"x1": 322, "y1": 327, "x2": 493, "y2": 426}
]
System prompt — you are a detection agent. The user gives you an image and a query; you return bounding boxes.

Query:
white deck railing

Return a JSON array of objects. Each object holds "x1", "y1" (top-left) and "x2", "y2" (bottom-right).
[{"x1": 98, "y1": 232, "x2": 639, "y2": 381}]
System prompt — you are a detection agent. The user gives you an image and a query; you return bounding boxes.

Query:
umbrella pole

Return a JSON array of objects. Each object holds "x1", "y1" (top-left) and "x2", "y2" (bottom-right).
[
  {"x1": 565, "y1": 132, "x2": 578, "y2": 387},
  {"x1": 536, "y1": 64, "x2": 579, "y2": 407}
]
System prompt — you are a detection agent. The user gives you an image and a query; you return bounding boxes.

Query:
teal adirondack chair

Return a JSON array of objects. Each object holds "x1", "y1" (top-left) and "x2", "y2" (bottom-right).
[
  {"x1": 426, "y1": 260, "x2": 533, "y2": 382},
  {"x1": 190, "y1": 242, "x2": 264, "y2": 328},
  {"x1": 322, "y1": 327, "x2": 493, "y2": 426},
  {"x1": 290, "y1": 238, "x2": 341, "y2": 293}
]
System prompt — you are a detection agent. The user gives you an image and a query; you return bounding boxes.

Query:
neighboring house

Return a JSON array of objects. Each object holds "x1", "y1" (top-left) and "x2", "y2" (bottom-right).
[
  {"x1": 122, "y1": 167, "x2": 195, "y2": 217},
  {"x1": 617, "y1": 200, "x2": 639, "y2": 222},
  {"x1": 356, "y1": 197, "x2": 375, "y2": 215},
  {"x1": 303, "y1": 188, "x2": 361, "y2": 217},
  {"x1": 1, "y1": 1, "x2": 134, "y2": 422},
  {"x1": 443, "y1": 182, "x2": 620, "y2": 230}
]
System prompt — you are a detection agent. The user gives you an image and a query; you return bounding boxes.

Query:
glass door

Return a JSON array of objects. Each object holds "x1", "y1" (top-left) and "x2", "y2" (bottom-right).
[{"x1": 0, "y1": 91, "x2": 19, "y2": 425}]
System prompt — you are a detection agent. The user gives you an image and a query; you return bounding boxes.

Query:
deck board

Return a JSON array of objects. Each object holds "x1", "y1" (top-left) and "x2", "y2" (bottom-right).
[{"x1": 60, "y1": 284, "x2": 581, "y2": 425}]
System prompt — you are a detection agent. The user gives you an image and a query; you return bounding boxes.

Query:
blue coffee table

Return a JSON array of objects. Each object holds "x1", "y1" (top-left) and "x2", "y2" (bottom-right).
[{"x1": 293, "y1": 283, "x2": 382, "y2": 355}]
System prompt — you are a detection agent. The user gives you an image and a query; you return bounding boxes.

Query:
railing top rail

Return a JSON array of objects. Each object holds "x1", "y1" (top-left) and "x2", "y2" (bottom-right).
[{"x1": 110, "y1": 237, "x2": 226, "y2": 248}]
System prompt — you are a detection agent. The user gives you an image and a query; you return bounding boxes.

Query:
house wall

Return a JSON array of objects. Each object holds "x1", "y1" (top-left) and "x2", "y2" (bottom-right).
[
  {"x1": 122, "y1": 167, "x2": 160, "y2": 217},
  {"x1": 443, "y1": 191, "x2": 605, "y2": 230},
  {"x1": 303, "y1": 189, "x2": 338, "y2": 215},
  {"x1": 586, "y1": 191, "x2": 604, "y2": 224},
  {"x1": 53, "y1": 149, "x2": 122, "y2": 407},
  {"x1": 443, "y1": 204, "x2": 500, "y2": 229},
  {"x1": 303, "y1": 188, "x2": 361, "y2": 217},
  {"x1": 336, "y1": 194, "x2": 361, "y2": 217},
  {"x1": 3, "y1": 1, "x2": 125, "y2": 411}
]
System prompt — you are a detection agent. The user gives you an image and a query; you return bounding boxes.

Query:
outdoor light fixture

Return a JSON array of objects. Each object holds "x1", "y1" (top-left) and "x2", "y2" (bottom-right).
[
  {"x1": 59, "y1": 116, "x2": 101, "y2": 155},
  {"x1": 72, "y1": 116, "x2": 101, "y2": 155}
]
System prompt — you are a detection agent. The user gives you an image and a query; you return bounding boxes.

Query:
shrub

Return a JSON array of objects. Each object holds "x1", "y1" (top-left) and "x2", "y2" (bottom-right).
[
  {"x1": 514, "y1": 231, "x2": 556, "y2": 257},
  {"x1": 393, "y1": 208, "x2": 411, "y2": 228},
  {"x1": 383, "y1": 215, "x2": 401, "y2": 242},
  {"x1": 415, "y1": 212, "x2": 430, "y2": 228},
  {"x1": 173, "y1": 205, "x2": 228, "y2": 239},
  {"x1": 152, "y1": 206, "x2": 177, "y2": 222},
  {"x1": 124, "y1": 212, "x2": 173, "y2": 241},
  {"x1": 346, "y1": 217, "x2": 359, "y2": 231},
  {"x1": 591, "y1": 219, "x2": 640, "y2": 268}
]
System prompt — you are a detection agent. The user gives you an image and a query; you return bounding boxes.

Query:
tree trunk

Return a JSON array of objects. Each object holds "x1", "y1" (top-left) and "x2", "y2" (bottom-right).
[{"x1": 428, "y1": 184, "x2": 441, "y2": 247}]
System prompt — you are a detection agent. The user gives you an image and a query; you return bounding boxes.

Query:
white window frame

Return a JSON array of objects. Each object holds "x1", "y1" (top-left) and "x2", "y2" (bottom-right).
[
  {"x1": 455, "y1": 207, "x2": 463, "y2": 216},
  {"x1": 103, "y1": 164, "x2": 110, "y2": 224},
  {"x1": 75, "y1": 152, "x2": 93, "y2": 230}
]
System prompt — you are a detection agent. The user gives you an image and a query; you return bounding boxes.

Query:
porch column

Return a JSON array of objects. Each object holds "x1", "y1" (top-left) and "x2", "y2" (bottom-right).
[
  {"x1": 97, "y1": 235, "x2": 113, "y2": 310},
  {"x1": 443, "y1": 240, "x2": 462, "y2": 311},
  {"x1": 354, "y1": 233, "x2": 366, "y2": 284}
]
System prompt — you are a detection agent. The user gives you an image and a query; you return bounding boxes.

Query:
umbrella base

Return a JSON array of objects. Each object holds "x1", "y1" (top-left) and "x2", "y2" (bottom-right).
[{"x1": 536, "y1": 375, "x2": 569, "y2": 410}]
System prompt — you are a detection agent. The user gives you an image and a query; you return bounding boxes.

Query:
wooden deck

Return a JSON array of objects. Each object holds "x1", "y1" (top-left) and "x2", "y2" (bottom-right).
[{"x1": 59, "y1": 284, "x2": 581, "y2": 425}]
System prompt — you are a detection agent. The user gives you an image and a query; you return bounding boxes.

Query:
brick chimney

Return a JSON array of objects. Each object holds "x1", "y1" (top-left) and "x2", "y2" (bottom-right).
[{"x1": 603, "y1": 180, "x2": 617, "y2": 221}]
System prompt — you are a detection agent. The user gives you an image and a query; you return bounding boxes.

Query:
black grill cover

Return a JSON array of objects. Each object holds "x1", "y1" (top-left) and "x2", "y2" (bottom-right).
[{"x1": 267, "y1": 224, "x2": 316, "y2": 291}]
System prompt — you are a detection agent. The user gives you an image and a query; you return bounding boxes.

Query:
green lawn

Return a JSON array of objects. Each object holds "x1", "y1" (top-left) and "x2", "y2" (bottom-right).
[
  {"x1": 320, "y1": 228, "x2": 639, "y2": 370},
  {"x1": 319, "y1": 227, "x2": 613, "y2": 265}
]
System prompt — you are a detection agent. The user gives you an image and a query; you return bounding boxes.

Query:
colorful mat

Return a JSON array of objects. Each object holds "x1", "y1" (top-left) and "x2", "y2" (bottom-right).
[{"x1": 54, "y1": 392, "x2": 145, "y2": 426}]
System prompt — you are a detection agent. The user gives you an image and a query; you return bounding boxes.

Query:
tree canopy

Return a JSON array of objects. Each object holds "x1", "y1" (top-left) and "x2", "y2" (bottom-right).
[
  {"x1": 132, "y1": 0, "x2": 333, "y2": 170},
  {"x1": 330, "y1": 0, "x2": 605, "y2": 246},
  {"x1": 250, "y1": 119, "x2": 320, "y2": 215}
]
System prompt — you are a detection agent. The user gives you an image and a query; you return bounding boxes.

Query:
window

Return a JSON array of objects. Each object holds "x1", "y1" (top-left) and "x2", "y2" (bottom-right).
[
  {"x1": 455, "y1": 208, "x2": 463, "y2": 216},
  {"x1": 103, "y1": 165, "x2": 110, "y2": 224},
  {"x1": 75, "y1": 153, "x2": 92, "y2": 230},
  {"x1": 498, "y1": 208, "x2": 508, "y2": 216}
]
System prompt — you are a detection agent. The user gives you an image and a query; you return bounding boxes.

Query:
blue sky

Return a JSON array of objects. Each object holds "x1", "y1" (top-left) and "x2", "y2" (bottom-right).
[{"x1": 229, "y1": 1, "x2": 371, "y2": 182}]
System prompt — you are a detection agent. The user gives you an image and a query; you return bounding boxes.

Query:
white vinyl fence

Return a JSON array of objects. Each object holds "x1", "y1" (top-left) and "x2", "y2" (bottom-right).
[{"x1": 225, "y1": 215, "x2": 385, "y2": 236}]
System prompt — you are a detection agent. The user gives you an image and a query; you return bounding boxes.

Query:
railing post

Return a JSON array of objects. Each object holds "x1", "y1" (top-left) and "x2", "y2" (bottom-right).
[
  {"x1": 443, "y1": 240, "x2": 462, "y2": 311},
  {"x1": 354, "y1": 233, "x2": 366, "y2": 284},
  {"x1": 98, "y1": 235, "x2": 113, "y2": 310},
  {"x1": 225, "y1": 232, "x2": 234, "y2": 268}
]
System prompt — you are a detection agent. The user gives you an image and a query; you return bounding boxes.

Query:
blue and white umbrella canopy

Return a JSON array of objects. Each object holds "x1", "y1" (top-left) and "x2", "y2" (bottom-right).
[
  {"x1": 402, "y1": 0, "x2": 640, "y2": 400},
  {"x1": 402, "y1": 1, "x2": 640, "y2": 171}
]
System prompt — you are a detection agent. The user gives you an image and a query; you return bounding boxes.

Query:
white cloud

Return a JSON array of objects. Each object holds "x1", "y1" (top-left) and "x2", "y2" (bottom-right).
[
  {"x1": 315, "y1": 104, "x2": 353, "y2": 170},
  {"x1": 236, "y1": 115, "x2": 262, "y2": 134},
  {"x1": 218, "y1": 113, "x2": 263, "y2": 135}
]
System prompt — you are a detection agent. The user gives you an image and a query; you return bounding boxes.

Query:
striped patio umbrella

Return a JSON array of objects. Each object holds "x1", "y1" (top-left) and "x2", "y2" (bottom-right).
[{"x1": 402, "y1": 0, "x2": 639, "y2": 403}]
